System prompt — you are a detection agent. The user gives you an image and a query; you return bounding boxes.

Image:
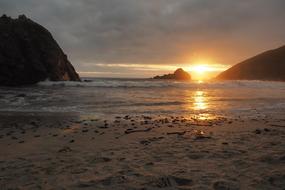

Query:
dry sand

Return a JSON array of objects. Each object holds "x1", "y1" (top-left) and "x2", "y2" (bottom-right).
[{"x1": 0, "y1": 112, "x2": 284, "y2": 190}]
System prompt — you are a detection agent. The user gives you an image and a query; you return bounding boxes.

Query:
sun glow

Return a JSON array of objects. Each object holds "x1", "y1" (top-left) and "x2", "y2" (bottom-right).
[
  {"x1": 183, "y1": 59, "x2": 229, "y2": 80},
  {"x1": 192, "y1": 65, "x2": 209, "y2": 74},
  {"x1": 185, "y1": 64, "x2": 213, "y2": 80}
]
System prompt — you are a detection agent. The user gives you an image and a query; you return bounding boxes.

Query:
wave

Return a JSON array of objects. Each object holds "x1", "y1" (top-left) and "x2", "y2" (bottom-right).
[
  {"x1": 37, "y1": 80, "x2": 175, "y2": 88},
  {"x1": 37, "y1": 79, "x2": 285, "y2": 89}
]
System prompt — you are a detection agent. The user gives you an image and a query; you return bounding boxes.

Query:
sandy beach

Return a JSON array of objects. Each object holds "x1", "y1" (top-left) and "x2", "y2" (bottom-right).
[{"x1": 0, "y1": 111, "x2": 284, "y2": 190}]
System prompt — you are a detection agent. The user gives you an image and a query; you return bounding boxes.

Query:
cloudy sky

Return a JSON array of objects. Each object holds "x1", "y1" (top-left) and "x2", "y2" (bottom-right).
[{"x1": 1, "y1": 0, "x2": 285, "y2": 78}]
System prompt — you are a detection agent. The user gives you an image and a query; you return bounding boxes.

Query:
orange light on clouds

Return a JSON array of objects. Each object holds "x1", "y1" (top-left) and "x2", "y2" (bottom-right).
[{"x1": 80, "y1": 59, "x2": 230, "y2": 79}]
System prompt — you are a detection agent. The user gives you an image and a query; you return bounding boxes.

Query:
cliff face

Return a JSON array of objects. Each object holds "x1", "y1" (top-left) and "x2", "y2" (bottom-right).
[
  {"x1": 217, "y1": 45, "x2": 285, "y2": 81},
  {"x1": 0, "y1": 15, "x2": 80, "y2": 86},
  {"x1": 153, "y1": 68, "x2": 191, "y2": 80}
]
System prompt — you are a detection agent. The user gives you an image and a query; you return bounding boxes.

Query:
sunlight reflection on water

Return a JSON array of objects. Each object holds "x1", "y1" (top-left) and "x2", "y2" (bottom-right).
[{"x1": 193, "y1": 91, "x2": 208, "y2": 110}]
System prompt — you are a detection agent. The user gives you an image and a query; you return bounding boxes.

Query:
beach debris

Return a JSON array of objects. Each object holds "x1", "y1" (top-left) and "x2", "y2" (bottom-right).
[
  {"x1": 124, "y1": 127, "x2": 151, "y2": 134},
  {"x1": 15, "y1": 93, "x2": 26, "y2": 97},
  {"x1": 90, "y1": 156, "x2": 112, "y2": 163},
  {"x1": 149, "y1": 176, "x2": 193, "y2": 188},
  {"x1": 143, "y1": 116, "x2": 152, "y2": 120},
  {"x1": 102, "y1": 157, "x2": 112, "y2": 162},
  {"x1": 172, "y1": 176, "x2": 193, "y2": 186},
  {"x1": 150, "y1": 176, "x2": 172, "y2": 188},
  {"x1": 6, "y1": 132, "x2": 12, "y2": 136},
  {"x1": 267, "y1": 174, "x2": 285, "y2": 188},
  {"x1": 124, "y1": 115, "x2": 131, "y2": 120},
  {"x1": 254, "y1": 129, "x2": 262, "y2": 134},
  {"x1": 30, "y1": 121, "x2": 38, "y2": 126},
  {"x1": 77, "y1": 180, "x2": 97, "y2": 188},
  {"x1": 194, "y1": 130, "x2": 211, "y2": 140},
  {"x1": 140, "y1": 136, "x2": 164, "y2": 145},
  {"x1": 213, "y1": 180, "x2": 240, "y2": 190},
  {"x1": 193, "y1": 123, "x2": 213, "y2": 127},
  {"x1": 58, "y1": 146, "x2": 72, "y2": 153},
  {"x1": 145, "y1": 162, "x2": 154, "y2": 166},
  {"x1": 11, "y1": 136, "x2": 18, "y2": 140},
  {"x1": 114, "y1": 120, "x2": 120, "y2": 123},
  {"x1": 270, "y1": 124, "x2": 285, "y2": 128},
  {"x1": 140, "y1": 140, "x2": 150, "y2": 145},
  {"x1": 167, "y1": 131, "x2": 186, "y2": 136}
]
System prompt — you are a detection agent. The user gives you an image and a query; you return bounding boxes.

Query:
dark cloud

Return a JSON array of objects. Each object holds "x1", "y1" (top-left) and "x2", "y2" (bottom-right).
[{"x1": 1, "y1": 0, "x2": 285, "y2": 75}]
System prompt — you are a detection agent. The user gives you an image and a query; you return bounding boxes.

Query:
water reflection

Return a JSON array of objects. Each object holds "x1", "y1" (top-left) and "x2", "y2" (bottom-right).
[{"x1": 193, "y1": 91, "x2": 208, "y2": 110}]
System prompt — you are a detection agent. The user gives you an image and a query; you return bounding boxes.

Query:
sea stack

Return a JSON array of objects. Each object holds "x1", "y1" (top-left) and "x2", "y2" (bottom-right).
[
  {"x1": 217, "y1": 45, "x2": 285, "y2": 81},
  {"x1": 153, "y1": 68, "x2": 191, "y2": 80},
  {"x1": 0, "y1": 14, "x2": 80, "y2": 86}
]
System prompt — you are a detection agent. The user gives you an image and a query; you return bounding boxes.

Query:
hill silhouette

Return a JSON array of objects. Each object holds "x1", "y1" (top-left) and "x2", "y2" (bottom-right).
[
  {"x1": 0, "y1": 15, "x2": 80, "y2": 86},
  {"x1": 217, "y1": 45, "x2": 285, "y2": 81}
]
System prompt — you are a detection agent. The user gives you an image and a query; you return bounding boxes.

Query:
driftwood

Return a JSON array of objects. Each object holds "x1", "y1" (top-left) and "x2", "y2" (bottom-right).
[
  {"x1": 270, "y1": 124, "x2": 285, "y2": 128},
  {"x1": 124, "y1": 128, "x2": 152, "y2": 134},
  {"x1": 191, "y1": 123, "x2": 213, "y2": 127},
  {"x1": 167, "y1": 131, "x2": 186, "y2": 135}
]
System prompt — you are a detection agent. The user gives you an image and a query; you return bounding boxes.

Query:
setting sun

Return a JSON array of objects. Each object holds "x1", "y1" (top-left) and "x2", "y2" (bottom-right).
[
  {"x1": 183, "y1": 61, "x2": 229, "y2": 80},
  {"x1": 192, "y1": 65, "x2": 209, "y2": 74},
  {"x1": 185, "y1": 64, "x2": 212, "y2": 80}
]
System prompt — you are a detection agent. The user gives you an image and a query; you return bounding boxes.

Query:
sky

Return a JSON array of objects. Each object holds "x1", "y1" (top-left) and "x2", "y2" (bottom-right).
[{"x1": 1, "y1": 0, "x2": 285, "y2": 79}]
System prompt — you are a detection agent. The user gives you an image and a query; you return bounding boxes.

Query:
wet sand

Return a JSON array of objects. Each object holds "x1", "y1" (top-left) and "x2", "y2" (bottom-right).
[{"x1": 0, "y1": 112, "x2": 285, "y2": 190}]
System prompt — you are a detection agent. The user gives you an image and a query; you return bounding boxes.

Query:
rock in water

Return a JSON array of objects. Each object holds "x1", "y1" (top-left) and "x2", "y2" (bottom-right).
[
  {"x1": 0, "y1": 14, "x2": 80, "y2": 86},
  {"x1": 216, "y1": 45, "x2": 285, "y2": 81},
  {"x1": 153, "y1": 68, "x2": 191, "y2": 80}
]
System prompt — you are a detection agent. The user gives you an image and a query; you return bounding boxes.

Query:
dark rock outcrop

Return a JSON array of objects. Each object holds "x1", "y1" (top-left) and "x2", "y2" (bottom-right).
[
  {"x1": 153, "y1": 68, "x2": 191, "y2": 80},
  {"x1": 0, "y1": 14, "x2": 80, "y2": 86},
  {"x1": 217, "y1": 45, "x2": 285, "y2": 81}
]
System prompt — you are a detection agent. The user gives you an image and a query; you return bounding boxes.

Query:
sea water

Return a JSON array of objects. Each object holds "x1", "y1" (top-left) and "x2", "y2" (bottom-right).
[{"x1": 0, "y1": 78, "x2": 284, "y2": 118}]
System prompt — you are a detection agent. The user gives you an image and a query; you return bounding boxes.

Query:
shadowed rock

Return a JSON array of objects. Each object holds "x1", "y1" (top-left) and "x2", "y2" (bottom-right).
[
  {"x1": 0, "y1": 14, "x2": 80, "y2": 86},
  {"x1": 153, "y1": 68, "x2": 191, "y2": 80},
  {"x1": 217, "y1": 45, "x2": 285, "y2": 81}
]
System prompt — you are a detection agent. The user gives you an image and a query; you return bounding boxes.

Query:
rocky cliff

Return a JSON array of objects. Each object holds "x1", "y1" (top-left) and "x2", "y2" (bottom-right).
[
  {"x1": 0, "y1": 14, "x2": 80, "y2": 86},
  {"x1": 217, "y1": 45, "x2": 285, "y2": 81},
  {"x1": 153, "y1": 68, "x2": 191, "y2": 80}
]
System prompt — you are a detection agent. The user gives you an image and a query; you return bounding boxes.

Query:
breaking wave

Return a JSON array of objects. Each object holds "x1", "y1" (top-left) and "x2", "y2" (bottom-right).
[{"x1": 37, "y1": 78, "x2": 285, "y2": 89}]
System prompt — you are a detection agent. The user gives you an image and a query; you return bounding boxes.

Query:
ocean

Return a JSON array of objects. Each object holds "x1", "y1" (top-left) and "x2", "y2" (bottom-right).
[{"x1": 0, "y1": 78, "x2": 285, "y2": 118}]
